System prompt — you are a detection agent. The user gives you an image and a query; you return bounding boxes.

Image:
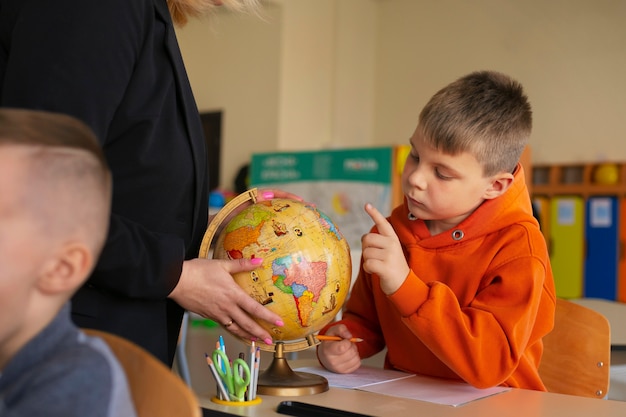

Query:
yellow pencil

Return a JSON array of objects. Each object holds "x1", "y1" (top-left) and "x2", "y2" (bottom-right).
[{"x1": 316, "y1": 335, "x2": 363, "y2": 343}]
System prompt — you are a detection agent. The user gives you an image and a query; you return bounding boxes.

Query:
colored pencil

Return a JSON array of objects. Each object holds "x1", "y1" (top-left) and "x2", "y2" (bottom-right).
[
  {"x1": 215, "y1": 341, "x2": 225, "y2": 373},
  {"x1": 205, "y1": 353, "x2": 229, "y2": 400},
  {"x1": 315, "y1": 335, "x2": 364, "y2": 343},
  {"x1": 250, "y1": 347, "x2": 260, "y2": 400},
  {"x1": 247, "y1": 341, "x2": 256, "y2": 401}
]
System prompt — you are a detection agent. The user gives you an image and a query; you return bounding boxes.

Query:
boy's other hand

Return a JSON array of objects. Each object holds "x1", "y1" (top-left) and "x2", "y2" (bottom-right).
[
  {"x1": 362, "y1": 203, "x2": 410, "y2": 295},
  {"x1": 317, "y1": 324, "x2": 361, "y2": 373}
]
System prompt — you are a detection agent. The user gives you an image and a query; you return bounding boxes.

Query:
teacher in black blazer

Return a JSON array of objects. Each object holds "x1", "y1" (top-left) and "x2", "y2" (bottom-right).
[{"x1": 0, "y1": 0, "x2": 284, "y2": 366}]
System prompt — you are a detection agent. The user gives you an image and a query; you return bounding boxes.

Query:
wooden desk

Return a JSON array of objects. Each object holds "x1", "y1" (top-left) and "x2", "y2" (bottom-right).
[
  {"x1": 199, "y1": 385, "x2": 626, "y2": 417},
  {"x1": 198, "y1": 357, "x2": 626, "y2": 417},
  {"x1": 570, "y1": 298, "x2": 626, "y2": 346}
]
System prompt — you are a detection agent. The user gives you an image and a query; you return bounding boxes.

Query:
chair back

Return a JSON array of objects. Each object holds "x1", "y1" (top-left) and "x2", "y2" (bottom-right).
[
  {"x1": 538, "y1": 298, "x2": 611, "y2": 398},
  {"x1": 83, "y1": 328, "x2": 201, "y2": 417}
]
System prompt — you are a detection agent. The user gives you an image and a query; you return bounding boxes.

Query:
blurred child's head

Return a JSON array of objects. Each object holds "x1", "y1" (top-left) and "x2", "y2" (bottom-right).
[{"x1": 0, "y1": 108, "x2": 111, "y2": 368}]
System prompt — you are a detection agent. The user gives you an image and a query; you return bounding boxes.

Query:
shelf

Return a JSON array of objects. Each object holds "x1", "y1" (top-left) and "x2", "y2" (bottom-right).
[{"x1": 532, "y1": 163, "x2": 626, "y2": 198}]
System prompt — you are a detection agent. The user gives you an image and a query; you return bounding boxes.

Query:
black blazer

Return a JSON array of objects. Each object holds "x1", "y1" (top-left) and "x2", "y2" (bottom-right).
[{"x1": 0, "y1": 0, "x2": 208, "y2": 364}]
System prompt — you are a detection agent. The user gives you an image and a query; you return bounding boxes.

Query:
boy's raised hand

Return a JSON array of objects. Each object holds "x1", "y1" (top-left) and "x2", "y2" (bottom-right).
[{"x1": 362, "y1": 203, "x2": 410, "y2": 295}]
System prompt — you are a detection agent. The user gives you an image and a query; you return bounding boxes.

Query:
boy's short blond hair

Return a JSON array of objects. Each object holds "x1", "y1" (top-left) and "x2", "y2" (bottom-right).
[
  {"x1": 0, "y1": 108, "x2": 112, "y2": 259},
  {"x1": 418, "y1": 70, "x2": 532, "y2": 177}
]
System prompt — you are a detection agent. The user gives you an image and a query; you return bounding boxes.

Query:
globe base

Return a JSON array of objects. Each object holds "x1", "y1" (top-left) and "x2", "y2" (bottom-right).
[{"x1": 256, "y1": 342, "x2": 329, "y2": 396}]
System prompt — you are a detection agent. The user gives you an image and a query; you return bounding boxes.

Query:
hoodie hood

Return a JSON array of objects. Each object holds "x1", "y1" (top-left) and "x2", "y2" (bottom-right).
[{"x1": 390, "y1": 164, "x2": 538, "y2": 249}]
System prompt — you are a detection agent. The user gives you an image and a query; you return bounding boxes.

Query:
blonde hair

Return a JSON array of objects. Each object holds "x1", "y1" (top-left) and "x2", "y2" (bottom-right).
[
  {"x1": 418, "y1": 70, "x2": 532, "y2": 177},
  {"x1": 168, "y1": 0, "x2": 261, "y2": 26}
]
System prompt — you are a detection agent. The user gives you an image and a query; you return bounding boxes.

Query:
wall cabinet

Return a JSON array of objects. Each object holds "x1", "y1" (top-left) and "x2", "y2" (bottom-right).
[
  {"x1": 532, "y1": 163, "x2": 626, "y2": 198},
  {"x1": 530, "y1": 162, "x2": 626, "y2": 302}
]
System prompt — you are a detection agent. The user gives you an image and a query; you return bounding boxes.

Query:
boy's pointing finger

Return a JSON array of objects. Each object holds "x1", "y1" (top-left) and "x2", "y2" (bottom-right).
[{"x1": 364, "y1": 203, "x2": 394, "y2": 236}]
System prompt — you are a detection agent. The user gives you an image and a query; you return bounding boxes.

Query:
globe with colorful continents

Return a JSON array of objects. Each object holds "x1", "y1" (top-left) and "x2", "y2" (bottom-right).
[{"x1": 213, "y1": 198, "x2": 352, "y2": 343}]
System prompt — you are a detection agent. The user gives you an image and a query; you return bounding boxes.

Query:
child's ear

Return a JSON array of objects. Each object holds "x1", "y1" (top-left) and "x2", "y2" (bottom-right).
[
  {"x1": 37, "y1": 243, "x2": 93, "y2": 295},
  {"x1": 483, "y1": 172, "x2": 514, "y2": 200}
]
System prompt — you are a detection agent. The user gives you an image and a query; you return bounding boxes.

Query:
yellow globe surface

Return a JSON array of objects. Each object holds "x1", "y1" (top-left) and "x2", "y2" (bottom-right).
[{"x1": 213, "y1": 198, "x2": 352, "y2": 342}]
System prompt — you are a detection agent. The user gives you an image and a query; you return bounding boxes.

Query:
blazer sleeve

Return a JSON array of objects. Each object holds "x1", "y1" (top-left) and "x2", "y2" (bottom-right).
[{"x1": 0, "y1": 0, "x2": 185, "y2": 299}]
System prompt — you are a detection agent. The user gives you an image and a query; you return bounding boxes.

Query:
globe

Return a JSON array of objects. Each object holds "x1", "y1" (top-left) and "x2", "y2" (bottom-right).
[
  {"x1": 212, "y1": 197, "x2": 352, "y2": 344},
  {"x1": 199, "y1": 190, "x2": 353, "y2": 395}
]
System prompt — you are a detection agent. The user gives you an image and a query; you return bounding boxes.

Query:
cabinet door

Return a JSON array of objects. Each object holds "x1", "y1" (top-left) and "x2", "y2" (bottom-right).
[
  {"x1": 584, "y1": 197, "x2": 619, "y2": 300},
  {"x1": 550, "y1": 196, "x2": 584, "y2": 298},
  {"x1": 619, "y1": 198, "x2": 626, "y2": 302}
]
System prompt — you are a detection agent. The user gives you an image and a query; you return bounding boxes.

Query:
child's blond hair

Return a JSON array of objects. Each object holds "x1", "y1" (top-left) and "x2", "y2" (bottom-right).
[{"x1": 419, "y1": 70, "x2": 532, "y2": 177}]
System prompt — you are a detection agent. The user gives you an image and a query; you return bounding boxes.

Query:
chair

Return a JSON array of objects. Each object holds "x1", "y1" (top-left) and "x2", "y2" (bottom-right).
[
  {"x1": 83, "y1": 328, "x2": 201, "y2": 417},
  {"x1": 538, "y1": 298, "x2": 611, "y2": 398}
]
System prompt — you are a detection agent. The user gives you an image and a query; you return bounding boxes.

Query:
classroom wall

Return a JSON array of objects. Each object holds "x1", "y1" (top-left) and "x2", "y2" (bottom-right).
[
  {"x1": 176, "y1": 0, "x2": 626, "y2": 191},
  {"x1": 176, "y1": 0, "x2": 378, "y2": 190},
  {"x1": 374, "y1": 0, "x2": 626, "y2": 164},
  {"x1": 175, "y1": 2, "x2": 283, "y2": 190}
]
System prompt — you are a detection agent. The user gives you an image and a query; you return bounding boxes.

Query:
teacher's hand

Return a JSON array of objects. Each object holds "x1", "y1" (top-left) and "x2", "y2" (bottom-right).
[{"x1": 170, "y1": 257, "x2": 284, "y2": 345}]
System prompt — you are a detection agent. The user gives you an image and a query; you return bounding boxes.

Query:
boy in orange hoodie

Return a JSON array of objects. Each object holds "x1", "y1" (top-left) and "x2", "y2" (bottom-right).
[{"x1": 317, "y1": 70, "x2": 556, "y2": 391}]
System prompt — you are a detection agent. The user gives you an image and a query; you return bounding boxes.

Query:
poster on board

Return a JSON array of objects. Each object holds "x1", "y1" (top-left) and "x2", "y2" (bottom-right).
[{"x1": 251, "y1": 147, "x2": 396, "y2": 251}]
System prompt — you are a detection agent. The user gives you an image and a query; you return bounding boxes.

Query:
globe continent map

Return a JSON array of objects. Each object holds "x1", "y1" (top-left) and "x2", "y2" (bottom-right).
[{"x1": 213, "y1": 199, "x2": 352, "y2": 342}]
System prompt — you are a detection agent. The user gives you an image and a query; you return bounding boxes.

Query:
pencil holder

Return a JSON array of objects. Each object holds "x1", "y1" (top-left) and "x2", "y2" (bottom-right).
[{"x1": 211, "y1": 396, "x2": 262, "y2": 407}]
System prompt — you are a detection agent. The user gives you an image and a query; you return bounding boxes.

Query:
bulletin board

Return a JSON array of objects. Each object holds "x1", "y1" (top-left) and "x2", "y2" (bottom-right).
[{"x1": 250, "y1": 147, "x2": 398, "y2": 251}]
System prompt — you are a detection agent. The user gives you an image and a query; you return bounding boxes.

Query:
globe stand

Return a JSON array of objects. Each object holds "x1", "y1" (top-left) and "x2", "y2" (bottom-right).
[
  {"x1": 199, "y1": 188, "x2": 260, "y2": 259},
  {"x1": 256, "y1": 340, "x2": 329, "y2": 396}
]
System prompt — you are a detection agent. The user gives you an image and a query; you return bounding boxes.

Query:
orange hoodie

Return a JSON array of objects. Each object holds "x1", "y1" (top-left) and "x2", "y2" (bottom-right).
[{"x1": 322, "y1": 165, "x2": 556, "y2": 390}]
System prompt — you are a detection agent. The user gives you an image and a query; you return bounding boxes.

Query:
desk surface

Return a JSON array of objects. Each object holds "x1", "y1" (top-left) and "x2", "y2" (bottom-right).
[
  {"x1": 199, "y1": 384, "x2": 626, "y2": 417},
  {"x1": 198, "y1": 357, "x2": 626, "y2": 417},
  {"x1": 570, "y1": 298, "x2": 626, "y2": 346}
]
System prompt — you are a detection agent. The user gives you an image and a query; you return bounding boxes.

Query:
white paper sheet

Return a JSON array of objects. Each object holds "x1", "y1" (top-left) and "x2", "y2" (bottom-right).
[
  {"x1": 295, "y1": 365, "x2": 413, "y2": 389},
  {"x1": 357, "y1": 373, "x2": 510, "y2": 407},
  {"x1": 295, "y1": 365, "x2": 510, "y2": 407}
]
